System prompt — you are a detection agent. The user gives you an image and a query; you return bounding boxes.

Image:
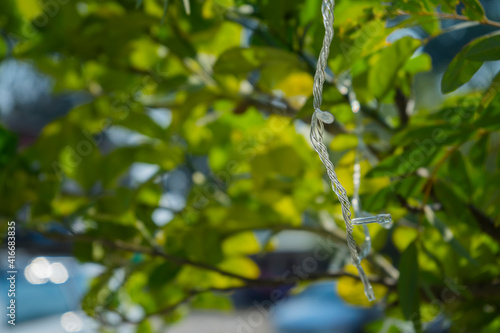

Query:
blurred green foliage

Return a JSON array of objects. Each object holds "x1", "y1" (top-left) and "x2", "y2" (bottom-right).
[{"x1": 1, "y1": 0, "x2": 500, "y2": 331}]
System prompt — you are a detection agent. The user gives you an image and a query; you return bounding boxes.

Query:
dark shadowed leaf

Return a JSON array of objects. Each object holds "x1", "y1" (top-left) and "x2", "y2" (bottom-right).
[
  {"x1": 470, "y1": 134, "x2": 489, "y2": 167},
  {"x1": 448, "y1": 151, "x2": 472, "y2": 197},
  {"x1": 465, "y1": 32, "x2": 500, "y2": 62},
  {"x1": 367, "y1": 145, "x2": 441, "y2": 178},
  {"x1": 398, "y1": 241, "x2": 421, "y2": 332},
  {"x1": 149, "y1": 262, "x2": 181, "y2": 289}
]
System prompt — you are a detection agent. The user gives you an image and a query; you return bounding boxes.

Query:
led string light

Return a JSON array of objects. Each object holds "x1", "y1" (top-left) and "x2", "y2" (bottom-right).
[
  {"x1": 310, "y1": 0, "x2": 392, "y2": 301},
  {"x1": 337, "y1": 74, "x2": 393, "y2": 258}
]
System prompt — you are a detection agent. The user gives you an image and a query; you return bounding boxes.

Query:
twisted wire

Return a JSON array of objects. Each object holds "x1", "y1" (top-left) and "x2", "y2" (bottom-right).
[
  {"x1": 310, "y1": 0, "x2": 375, "y2": 301},
  {"x1": 313, "y1": 0, "x2": 334, "y2": 111}
]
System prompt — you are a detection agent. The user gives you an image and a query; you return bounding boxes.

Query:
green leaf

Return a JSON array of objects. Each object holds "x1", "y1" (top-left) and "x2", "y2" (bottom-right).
[
  {"x1": 476, "y1": 70, "x2": 500, "y2": 115},
  {"x1": 116, "y1": 112, "x2": 167, "y2": 139},
  {"x1": 362, "y1": 187, "x2": 394, "y2": 212},
  {"x1": 0, "y1": 38, "x2": 6, "y2": 60},
  {"x1": 218, "y1": 256, "x2": 260, "y2": 279},
  {"x1": 183, "y1": 228, "x2": 224, "y2": 264},
  {"x1": 214, "y1": 47, "x2": 305, "y2": 76},
  {"x1": 149, "y1": 262, "x2": 181, "y2": 289},
  {"x1": 250, "y1": 145, "x2": 304, "y2": 186},
  {"x1": 96, "y1": 187, "x2": 135, "y2": 219},
  {"x1": 191, "y1": 292, "x2": 232, "y2": 310},
  {"x1": 367, "y1": 144, "x2": 441, "y2": 178},
  {"x1": 330, "y1": 134, "x2": 358, "y2": 151},
  {"x1": 390, "y1": 123, "x2": 463, "y2": 147},
  {"x1": 461, "y1": 0, "x2": 486, "y2": 21},
  {"x1": 0, "y1": 127, "x2": 17, "y2": 170},
  {"x1": 470, "y1": 134, "x2": 489, "y2": 167},
  {"x1": 448, "y1": 151, "x2": 472, "y2": 197},
  {"x1": 258, "y1": 0, "x2": 303, "y2": 37},
  {"x1": 434, "y1": 181, "x2": 475, "y2": 227},
  {"x1": 368, "y1": 37, "x2": 421, "y2": 98},
  {"x1": 74, "y1": 241, "x2": 94, "y2": 263},
  {"x1": 222, "y1": 232, "x2": 260, "y2": 256},
  {"x1": 392, "y1": 226, "x2": 418, "y2": 252},
  {"x1": 465, "y1": 31, "x2": 500, "y2": 61},
  {"x1": 475, "y1": 94, "x2": 500, "y2": 131},
  {"x1": 441, "y1": 44, "x2": 483, "y2": 94},
  {"x1": 402, "y1": 53, "x2": 432, "y2": 74},
  {"x1": 395, "y1": 176, "x2": 426, "y2": 198},
  {"x1": 398, "y1": 242, "x2": 422, "y2": 332},
  {"x1": 81, "y1": 269, "x2": 115, "y2": 317},
  {"x1": 416, "y1": 15, "x2": 440, "y2": 35},
  {"x1": 125, "y1": 271, "x2": 157, "y2": 312},
  {"x1": 137, "y1": 320, "x2": 153, "y2": 333}
]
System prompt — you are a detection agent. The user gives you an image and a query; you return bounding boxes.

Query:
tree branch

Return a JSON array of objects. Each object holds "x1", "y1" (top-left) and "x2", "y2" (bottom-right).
[
  {"x1": 226, "y1": 12, "x2": 394, "y2": 132},
  {"x1": 224, "y1": 224, "x2": 399, "y2": 281},
  {"x1": 421, "y1": 146, "x2": 459, "y2": 223},
  {"x1": 41, "y1": 232, "x2": 394, "y2": 287},
  {"x1": 396, "y1": 10, "x2": 500, "y2": 29}
]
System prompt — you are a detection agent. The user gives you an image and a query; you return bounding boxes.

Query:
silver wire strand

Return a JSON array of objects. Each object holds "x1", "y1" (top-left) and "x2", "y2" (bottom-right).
[{"x1": 310, "y1": 0, "x2": 376, "y2": 301}]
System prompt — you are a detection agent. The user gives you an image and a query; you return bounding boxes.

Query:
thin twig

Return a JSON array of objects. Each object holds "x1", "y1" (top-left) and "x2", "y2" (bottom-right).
[
  {"x1": 397, "y1": 10, "x2": 500, "y2": 29},
  {"x1": 420, "y1": 146, "x2": 458, "y2": 224},
  {"x1": 41, "y1": 231, "x2": 395, "y2": 287}
]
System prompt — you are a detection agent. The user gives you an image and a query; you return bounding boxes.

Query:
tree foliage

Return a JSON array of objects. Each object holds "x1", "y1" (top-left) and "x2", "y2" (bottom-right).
[{"x1": 1, "y1": 0, "x2": 499, "y2": 331}]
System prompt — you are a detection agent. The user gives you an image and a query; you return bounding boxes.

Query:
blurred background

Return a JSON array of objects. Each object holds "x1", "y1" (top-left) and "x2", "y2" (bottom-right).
[{"x1": 1, "y1": 0, "x2": 500, "y2": 332}]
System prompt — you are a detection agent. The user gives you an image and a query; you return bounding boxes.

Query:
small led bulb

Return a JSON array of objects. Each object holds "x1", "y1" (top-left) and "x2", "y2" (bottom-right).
[
  {"x1": 352, "y1": 214, "x2": 392, "y2": 228},
  {"x1": 316, "y1": 110, "x2": 334, "y2": 124}
]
